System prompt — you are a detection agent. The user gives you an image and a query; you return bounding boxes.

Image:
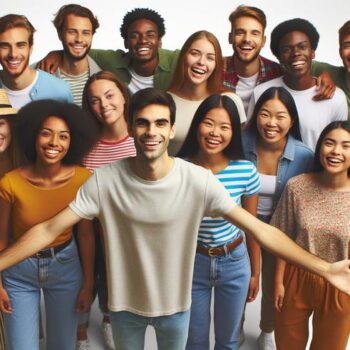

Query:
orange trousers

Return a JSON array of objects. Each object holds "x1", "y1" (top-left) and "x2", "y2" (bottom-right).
[{"x1": 275, "y1": 264, "x2": 350, "y2": 350}]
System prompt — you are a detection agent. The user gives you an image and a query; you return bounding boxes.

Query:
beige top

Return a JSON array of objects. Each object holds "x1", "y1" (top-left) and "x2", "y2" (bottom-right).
[{"x1": 271, "y1": 174, "x2": 350, "y2": 263}]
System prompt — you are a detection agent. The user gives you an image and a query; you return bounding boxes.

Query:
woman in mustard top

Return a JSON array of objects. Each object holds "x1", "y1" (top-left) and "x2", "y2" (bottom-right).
[{"x1": 0, "y1": 100, "x2": 97, "y2": 350}]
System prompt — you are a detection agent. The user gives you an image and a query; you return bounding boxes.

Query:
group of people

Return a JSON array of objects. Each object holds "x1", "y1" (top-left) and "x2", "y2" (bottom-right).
[{"x1": 0, "y1": 3, "x2": 349, "y2": 350}]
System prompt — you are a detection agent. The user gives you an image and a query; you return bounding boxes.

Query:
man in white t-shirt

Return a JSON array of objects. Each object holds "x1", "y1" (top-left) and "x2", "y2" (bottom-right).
[
  {"x1": 247, "y1": 18, "x2": 348, "y2": 150},
  {"x1": 0, "y1": 88, "x2": 349, "y2": 350}
]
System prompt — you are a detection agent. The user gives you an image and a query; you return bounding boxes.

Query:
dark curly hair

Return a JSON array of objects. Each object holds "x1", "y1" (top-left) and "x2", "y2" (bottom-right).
[
  {"x1": 16, "y1": 100, "x2": 99, "y2": 164},
  {"x1": 270, "y1": 18, "x2": 319, "y2": 58},
  {"x1": 120, "y1": 8, "x2": 165, "y2": 40}
]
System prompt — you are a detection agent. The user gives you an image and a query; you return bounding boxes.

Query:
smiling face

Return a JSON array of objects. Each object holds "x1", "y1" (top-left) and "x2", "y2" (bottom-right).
[
  {"x1": 125, "y1": 19, "x2": 161, "y2": 65},
  {"x1": 319, "y1": 128, "x2": 350, "y2": 176},
  {"x1": 87, "y1": 79, "x2": 126, "y2": 127},
  {"x1": 257, "y1": 97, "x2": 293, "y2": 146},
  {"x1": 184, "y1": 38, "x2": 216, "y2": 87},
  {"x1": 278, "y1": 31, "x2": 314, "y2": 79},
  {"x1": 59, "y1": 14, "x2": 93, "y2": 61},
  {"x1": 340, "y1": 33, "x2": 350, "y2": 75},
  {"x1": 229, "y1": 16, "x2": 266, "y2": 64},
  {"x1": 0, "y1": 27, "x2": 32, "y2": 78},
  {"x1": 197, "y1": 107, "x2": 233, "y2": 157},
  {"x1": 0, "y1": 118, "x2": 11, "y2": 153},
  {"x1": 130, "y1": 104, "x2": 175, "y2": 161},
  {"x1": 35, "y1": 116, "x2": 70, "y2": 165}
]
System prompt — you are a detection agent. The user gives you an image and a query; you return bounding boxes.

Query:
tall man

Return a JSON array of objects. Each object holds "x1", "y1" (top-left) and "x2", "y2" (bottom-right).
[
  {"x1": 52, "y1": 4, "x2": 101, "y2": 106},
  {"x1": 0, "y1": 88, "x2": 349, "y2": 350},
  {"x1": 0, "y1": 14, "x2": 72, "y2": 108}
]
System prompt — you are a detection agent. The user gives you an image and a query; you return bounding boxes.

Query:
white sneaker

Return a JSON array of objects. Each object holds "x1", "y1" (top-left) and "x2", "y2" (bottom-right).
[
  {"x1": 257, "y1": 331, "x2": 276, "y2": 350},
  {"x1": 102, "y1": 321, "x2": 115, "y2": 350},
  {"x1": 76, "y1": 339, "x2": 90, "y2": 350}
]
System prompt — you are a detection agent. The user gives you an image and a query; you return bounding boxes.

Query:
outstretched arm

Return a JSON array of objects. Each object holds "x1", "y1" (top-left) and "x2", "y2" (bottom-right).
[
  {"x1": 313, "y1": 71, "x2": 336, "y2": 100},
  {"x1": 223, "y1": 205, "x2": 350, "y2": 295},
  {"x1": 0, "y1": 207, "x2": 82, "y2": 272},
  {"x1": 36, "y1": 50, "x2": 63, "y2": 74}
]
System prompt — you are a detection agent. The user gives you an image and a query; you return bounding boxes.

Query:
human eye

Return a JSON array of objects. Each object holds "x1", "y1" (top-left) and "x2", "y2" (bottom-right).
[
  {"x1": 59, "y1": 133, "x2": 70, "y2": 140},
  {"x1": 106, "y1": 93, "x2": 114, "y2": 100},
  {"x1": 40, "y1": 129, "x2": 51, "y2": 137},
  {"x1": 89, "y1": 97, "x2": 99, "y2": 105},
  {"x1": 207, "y1": 54, "x2": 216, "y2": 62},
  {"x1": 156, "y1": 120, "x2": 168, "y2": 127},
  {"x1": 66, "y1": 29, "x2": 77, "y2": 35},
  {"x1": 82, "y1": 30, "x2": 92, "y2": 36},
  {"x1": 202, "y1": 119, "x2": 213, "y2": 127},
  {"x1": 281, "y1": 46, "x2": 291, "y2": 54}
]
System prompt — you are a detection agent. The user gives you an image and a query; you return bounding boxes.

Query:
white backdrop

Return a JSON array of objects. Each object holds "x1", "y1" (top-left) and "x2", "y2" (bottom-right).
[{"x1": 1, "y1": 0, "x2": 349, "y2": 66}]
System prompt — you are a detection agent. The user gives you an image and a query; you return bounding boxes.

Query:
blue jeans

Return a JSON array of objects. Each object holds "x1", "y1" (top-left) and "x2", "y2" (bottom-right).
[
  {"x1": 186, "y1": 239, "x2": 251, "y2": 350},
  {"x1": 110, "y1": 310, "x2": 191, "y2": 350},
  {"x1": 3, "y1": 239, "x2": 82, "y2": 350}
]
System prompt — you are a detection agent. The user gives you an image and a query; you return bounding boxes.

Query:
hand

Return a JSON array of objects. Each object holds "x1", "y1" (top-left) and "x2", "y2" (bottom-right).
[
  {"x1": 323, "y1": 259, "x2": 350, "y2": 295},
  {"x1": 274, "y1": 283, "x2": 285, "y2": 312},
  {"x1": 76, "y1": 286, "x2": 93, "y2": 314},
  {"x1": 36, "y1": 51, "x2": 62, "y2": 74},
  {"x1": 0, "y1": 286, "x2": 12, "y2": 314},
  {"x1": 246, "y1": 275, "x2": 259, "y2": 302},
  {"x1": 313, "y1": 71, "x2": 335, "y2": 101}
]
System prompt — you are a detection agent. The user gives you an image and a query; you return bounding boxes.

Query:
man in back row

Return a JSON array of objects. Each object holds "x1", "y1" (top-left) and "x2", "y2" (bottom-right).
[{"x1": 0, "y1": 88, "x2": 349, "y2": 350}]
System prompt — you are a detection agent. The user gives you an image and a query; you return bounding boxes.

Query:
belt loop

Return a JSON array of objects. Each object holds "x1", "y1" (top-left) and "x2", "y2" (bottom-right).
[
  {"x1": 223, "y1": 244, "x2": 228, "y2": 256},
  {"x1": 50, "y1": 247, "x2": 55, "y2": 258}
]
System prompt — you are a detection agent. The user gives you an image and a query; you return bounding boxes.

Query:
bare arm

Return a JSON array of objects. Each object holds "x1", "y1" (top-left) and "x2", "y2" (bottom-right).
[
  {"x1": 274, "y1": 258, "x2": 287, "y2": 312},
  {"x1": 313, "y1": 71, "x2": 336, "y2": 100},
  {"x1": 223, "y1": 205, "x2": 350, "y2": 295},
  {"x1": 0, "y1": 207, "x2": 82, "y2": 272},
  {"x1": 241, "y1": 194, "x2": 260, "y2": 302},
  {"x1": 36, "y1": 50, "x2": 63, "y2": 74}
]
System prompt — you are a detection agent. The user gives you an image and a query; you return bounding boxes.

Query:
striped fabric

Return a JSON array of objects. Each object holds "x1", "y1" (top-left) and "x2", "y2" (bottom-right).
[
  {"x1": 60, "y1": 70, "x2": 89, "y2": 107},
  {"x1": 83, "y1": 136, "x2": 136, "y2": 171},
  {"x1": 198, "y1": 160, "x2": 260, "y2": 247}
]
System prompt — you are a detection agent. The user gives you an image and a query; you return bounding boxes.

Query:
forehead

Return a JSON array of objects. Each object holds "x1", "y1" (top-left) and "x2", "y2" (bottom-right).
[
  {"x1": 0, "y1": 27, "x2": 30, "y2": 43},
  {"x1": 280, "y1": 30, "x2": 311, "y2": 45},
  {"x1": 63, "y1": 14, "x2": 93, "y2": 29},
  {"x1": 233, "y1": 16, "x2": 264, "y2": 32},
  {"x1": 41, "y1": 116, "x2": 69, "y2": 129},
  {"x1": 127, "y1": 19, "x2": 159, "y2": 34},
  {"x1": 324, "y1": 128, "x2": 350, "y2": 141},
  {"x1": 88, "y1": 79, "x2": 117, "y2": 94},
  {"x1": 133, "y1": 104, "x2": 170, "y2": 121},
  {"x1": 341, "y1": 33, "x2": 350, "y2": 45}
]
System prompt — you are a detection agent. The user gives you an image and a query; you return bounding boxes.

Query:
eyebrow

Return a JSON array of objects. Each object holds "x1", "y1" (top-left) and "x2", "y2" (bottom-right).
[
  {"x1": 41, "y1": 127, "x2": 70, "y2": 133},
  {"x1": 135, "y1": 117, "x2": 169, "y2": 123},
  {"x1": 323, "y1": 137, "x2": 350, "y2": 144}
]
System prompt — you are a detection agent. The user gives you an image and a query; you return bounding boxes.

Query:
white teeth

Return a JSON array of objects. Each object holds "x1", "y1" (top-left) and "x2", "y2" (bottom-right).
[
  {"x1": 192, "y1": 67, "x2": 206, "y2": 75},
  {"x1": 327, "y1": 157, "x2": 342, "y2": 164},
  {"x1": 144, "y1": 141, "x2": 160, "y2": 145},
  {"x1": 240, "y1": 46, "x2": 253, "y2": 50},
  {"x1": 45, "y1": 149, "x2": 59, "y2": 155},
  {"x1": 291, "y1": 61, "x2": 305, "y2": 67},
  {"x1": 265, "y1": 130, "x2": 277, "y2": 137},
  {"x1": 207, "y1": 139, "x2": 220, "y2": 145},
  {"x1": 138, "y1": 47, "x2": 150, "y2": 52}
]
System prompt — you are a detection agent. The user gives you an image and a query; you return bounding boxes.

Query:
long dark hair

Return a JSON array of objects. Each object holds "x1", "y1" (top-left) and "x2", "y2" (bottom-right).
[
  {"x1": 178, "y1": 94, "x2": 244, "y2": 160},
  {"x1": 314, "y1": 121, "x2": 350, "y2": 176},
  {"x1": 247, "y1": 87, "x2": 302, "y2": 141}
]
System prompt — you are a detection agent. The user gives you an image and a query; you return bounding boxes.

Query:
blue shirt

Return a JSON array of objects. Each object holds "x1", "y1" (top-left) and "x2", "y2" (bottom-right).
[
  {"x1": 198, "y1": 160, "x2": 260, "y2": 247},
  {"x1": 242, "y1": 131, "x2": 314, "y2": 219}
]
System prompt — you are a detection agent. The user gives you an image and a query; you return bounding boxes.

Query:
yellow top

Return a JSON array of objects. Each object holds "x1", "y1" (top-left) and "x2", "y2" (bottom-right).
[{"x1": 0, "y1": 166, "x2": 91, "y2": 247}]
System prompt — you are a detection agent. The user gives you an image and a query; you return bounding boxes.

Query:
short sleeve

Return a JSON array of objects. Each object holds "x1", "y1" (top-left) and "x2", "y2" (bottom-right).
[
  {"x1": 69, "y1": 172, "x2": 100, "y2": 220},
  {"x1": 204, "y1": 171, "x2": 236, "y2": 218},
  {"x1": 245, "y1": 163, "x2": 260, "y2": 196},
  {"x1": 0, "y1": 174, "x2": 14, "y2": 204}
]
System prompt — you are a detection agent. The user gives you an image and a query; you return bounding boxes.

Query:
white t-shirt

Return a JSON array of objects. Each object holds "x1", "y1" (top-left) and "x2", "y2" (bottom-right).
[
  {"x1": 168, "y1": 91, "x2": 247, "y2": 156},
  {"x1": 247, "y1": 76, "x2": 348, "y2": 150},
  {"x1": 236, "y1": 72, "x2": 259, "y2": 114},
  {"x1": 128, "y1": 69, "x2": 154, "y2": 95},
  {"x1": 69, "y1": 157, "x2": 235, "y2": 316}
]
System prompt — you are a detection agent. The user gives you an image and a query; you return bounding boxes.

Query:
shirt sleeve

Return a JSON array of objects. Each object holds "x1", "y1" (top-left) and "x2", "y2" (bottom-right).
[
  {"x1": 0, "y1": 174, "x2": 14, "y2": 204},
  {"x1": 69, "y1": 172, "x2": 100, "y2": 220},
  {"x1": 204, "y1": 171, "x2": 236, "y2": 218},
  {"x1": 245, "y1": 163, "x2": 261, "y2": 196}
]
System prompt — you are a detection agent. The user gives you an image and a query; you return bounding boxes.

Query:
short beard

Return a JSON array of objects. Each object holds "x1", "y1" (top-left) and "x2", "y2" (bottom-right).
[{"x1": 62, "y1": 42, "x2": 91, "y2": 62}]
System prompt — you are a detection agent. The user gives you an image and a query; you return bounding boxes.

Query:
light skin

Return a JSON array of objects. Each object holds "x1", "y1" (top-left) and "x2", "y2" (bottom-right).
[
  {"x1": 192, "y1": 107, "x2": 260, "y2": 301},
  {"x1": 0, "y1": 116, "x2": 94, "y2": 315},
  {"x1": 274, "y1": 127, "x2": 350, "y2": 312},
  {"x1": 340, "y1": 33, "x2": 350, "y2": 89},
  {"x1": 0, "y1": 27, "x2": 36, "y2": 90},
  {"x1": 0, "y1": 117, "x2": 13, "y2": 178},
  {"x1": 0, "y1": 105, "x2": 349, "y2": 299},
  {"x1": 58, "y1": 14, "x2": 94, "y2": 75},
  {"x1": 87, "y1": 79, "x2": 128, "y2": 141}
]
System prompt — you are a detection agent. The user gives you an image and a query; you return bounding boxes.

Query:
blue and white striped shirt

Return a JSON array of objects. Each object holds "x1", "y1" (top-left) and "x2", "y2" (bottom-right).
[{"x1": 198, "y1": 160, "x2": 260, "y2": 247}]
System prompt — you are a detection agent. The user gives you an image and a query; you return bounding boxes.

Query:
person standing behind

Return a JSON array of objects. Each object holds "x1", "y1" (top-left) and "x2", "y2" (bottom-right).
[
  {"x1": 242, "y1": 87, "x2": 314, "y2": 350},
  {"x1": 247, "y1": 18, "x2": 348, "y2": 150},
  {"x1": 52, "y1": 4, "x2": 101, "y2": 106},
  {"x1": 0, "y1": 14, "x2": 73, "y2": 108},
  {"x1": 312, "y1": 20, "x2": 350, "y2": 119}
]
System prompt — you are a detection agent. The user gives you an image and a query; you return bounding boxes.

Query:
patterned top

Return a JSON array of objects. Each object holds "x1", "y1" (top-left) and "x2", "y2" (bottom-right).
[
  {"x1": 198, "y1": 160, "x2": 260, "y2": 247},
  {"x1": 271, "y1": 174, "x2": 350, "y2": 262},
  {"x1": 223, "y1": 55, "x2": 283, "y2": 91}
]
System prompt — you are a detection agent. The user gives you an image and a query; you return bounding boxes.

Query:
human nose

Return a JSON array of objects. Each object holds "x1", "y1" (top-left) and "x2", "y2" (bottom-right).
[
  {"x1": 209, "y1": 125, "x2": 220, "y2": 136},
  {"x1": 49, "y1": 133, "x2": 59, "y2": 146},
  {"x1": 8, "y1": 45, "x2": 17, "y2": 57}
]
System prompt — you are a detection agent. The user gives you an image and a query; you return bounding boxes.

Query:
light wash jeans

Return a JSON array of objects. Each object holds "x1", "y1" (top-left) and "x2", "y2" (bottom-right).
[
  {"x1": 110, "y1": 309, "x2": 191, "y2": 350},
  {"x1": 186, "y1": 238, "x2": 251, "y2": 350},
  {"x1": 3, "y1": 239, "x2": 82, "y2": 350}
]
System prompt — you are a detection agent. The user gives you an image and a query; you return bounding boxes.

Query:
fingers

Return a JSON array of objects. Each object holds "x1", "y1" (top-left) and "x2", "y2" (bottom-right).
[
  {"x1": 274, "y1": 295, "x2": 284, "y2": 312},
  {"x1": 0, "y1": 299, "x2": 12, "y2": 314}
]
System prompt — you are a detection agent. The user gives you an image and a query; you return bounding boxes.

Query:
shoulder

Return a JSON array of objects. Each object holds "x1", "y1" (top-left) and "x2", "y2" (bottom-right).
[
  {"x1": 292, "y1": 138, "x2": 314, "y2": 157},
  {"x1": 37, "y1": 70, "x2": 70, "y2": 88},
  {"x1": 254, "y1": 76, "x2": 282, "y2": 94},
  {"x1": 74, "y1": 166, "x2": 92, "y2": 180},
  {"x1": 260, "y1": 55, "x2": 281, "y2": 68}
]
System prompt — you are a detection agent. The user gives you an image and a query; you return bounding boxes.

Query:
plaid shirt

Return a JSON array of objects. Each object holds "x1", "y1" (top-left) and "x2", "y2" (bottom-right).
[{"x1": 223, "y1": 55, "x2": 283, "y2": 91}]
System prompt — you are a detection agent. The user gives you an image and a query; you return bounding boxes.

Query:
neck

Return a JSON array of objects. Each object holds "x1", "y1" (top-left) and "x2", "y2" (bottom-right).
[
  {"x1": 100, "y1": 119, "x2": 128, "y2": 142},
  {"x1": 33, "y1": 161, "x2": 63, "y2": 180},
  {"x1": 0, "y1": 67, "x2": 36, "y2": 90},
  {"x1": 130, "y1": 153, "x2": 174, "y2": 181},
  {"x1": 319, "y1": 171, "x2": 350, "y2": 191},
  {"x1": 256, "y1": 135, "x2": 287, "y2": 153},
  {"x1": 283, "y1": 73, "x2": 315, "y2": 90},
  {"x1": 191, "y1": 151, "x2": 230, "y2": 173},
  {"x1": 177, "y1": 83, "x2": 209, "y2": 101},
  {"x1": 132, "y1": 57, "x2": 159, "y2": 77},
  {"x1": 233, "y1": 55, "x2": 260, "y2": 77},
  {"x1": 60, "y1": 54, "x2": 89, "y2": 75}
]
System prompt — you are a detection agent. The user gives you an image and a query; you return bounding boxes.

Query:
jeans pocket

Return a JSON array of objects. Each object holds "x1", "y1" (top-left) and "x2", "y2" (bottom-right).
[
  {"x1": 227, "y1": 241, "x2": 247, "y2": 261},
  {"x1": 54, "y1": 240, "x2": 78, "y2": 264}
]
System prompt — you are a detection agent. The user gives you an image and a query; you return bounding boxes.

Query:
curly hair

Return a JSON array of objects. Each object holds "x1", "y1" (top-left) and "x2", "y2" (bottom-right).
[
  {"x1": 120, "y1": 8, "x2": 165, "y2": 40},
  {"x1": 16, "y1": 100, "x2": 99, "y2": 164},
  {"x1": 270, "y1": 18, "x2": 319, "y2": 58}
]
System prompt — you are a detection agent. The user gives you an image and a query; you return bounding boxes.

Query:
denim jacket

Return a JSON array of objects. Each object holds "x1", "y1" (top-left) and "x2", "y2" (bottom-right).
[{"x1": 242, "y1": 131, "x2": 314, "y2": 213}]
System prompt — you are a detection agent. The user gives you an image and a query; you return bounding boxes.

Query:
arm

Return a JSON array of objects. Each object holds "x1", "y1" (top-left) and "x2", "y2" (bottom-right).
[
  {"x1": 223, "y1": 206, "x2": 350, "y2": 295},
  {"x1": 36, "y1": 50, "x2": 63, "y2": 74},
  {"x1": 241, "y1": 194, "x2": 260, "y2": 302},
  {"x1": 274, "y1": 257, "x2": 287, "y2": 312},
  {"x1": 75, "y1": 219, "x2": 95, "y2": 313},
  {"x1": 0, "y1": 207, "x2": 82, "y2": 272},
  {"x1": 313, "y1": 71, "x2": 336, "y2": 101}
]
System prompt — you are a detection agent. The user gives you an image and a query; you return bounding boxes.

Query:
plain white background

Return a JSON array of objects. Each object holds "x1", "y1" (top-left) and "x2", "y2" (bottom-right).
[{"x1": 2, "y1": 1, "x2": 349, "y2": 349}]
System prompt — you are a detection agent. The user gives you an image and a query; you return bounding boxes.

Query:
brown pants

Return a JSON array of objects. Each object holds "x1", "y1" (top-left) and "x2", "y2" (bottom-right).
[{"x1": 275, "y1": 264, "x2": 350, "y2": 350}]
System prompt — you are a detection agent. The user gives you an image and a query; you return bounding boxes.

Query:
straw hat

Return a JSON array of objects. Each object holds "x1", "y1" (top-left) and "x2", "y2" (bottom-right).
[{"x1": 0, "y1": 89, "x2": 17, "y2": 116}]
